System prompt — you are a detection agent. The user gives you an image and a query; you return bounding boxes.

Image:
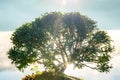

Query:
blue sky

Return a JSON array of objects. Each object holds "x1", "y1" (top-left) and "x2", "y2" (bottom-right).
[{"x1": 0, "y1": 0, "x2": 120, "y2": 31}]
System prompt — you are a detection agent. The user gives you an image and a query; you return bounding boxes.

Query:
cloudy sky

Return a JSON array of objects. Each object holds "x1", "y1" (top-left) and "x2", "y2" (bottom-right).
[
  {"x1": 0, "y1": 0, "x2": 120, "y2": 31},
  {"x1": 0, "y1": 0, "x2": 120, "y2": 80}
]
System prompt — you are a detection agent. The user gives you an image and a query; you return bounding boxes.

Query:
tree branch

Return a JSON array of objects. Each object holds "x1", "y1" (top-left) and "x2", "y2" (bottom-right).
[
  {"x1": 48, "y1": 33, "x2": 67, "y2": 67},
  {"x1": 55, "y1": 58, "x2": 63, "y2": 64},
  {"x1": 58, "y1": 39, "x2": 70, "y2": 63},
  {"x1": 81, "y1": 63, "x2": 97, "y2": 70}
]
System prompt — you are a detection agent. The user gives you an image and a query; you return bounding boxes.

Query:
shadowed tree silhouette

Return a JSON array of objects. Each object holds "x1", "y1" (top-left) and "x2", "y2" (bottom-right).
[{"x1": 8, "y1": 12, "x2": 113, "y2": 76}]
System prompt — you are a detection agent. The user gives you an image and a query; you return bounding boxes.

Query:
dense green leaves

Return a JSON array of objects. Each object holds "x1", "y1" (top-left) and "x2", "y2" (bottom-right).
[
  {"x1": 11, "y1": 23, "x2": 48, "y2": 48},
  {"x1": 8, "y1": 47, "x2": 38, "y2": 70},
  {"x1": 8, "y1": 12, "x2": 113, "y2": 73}
]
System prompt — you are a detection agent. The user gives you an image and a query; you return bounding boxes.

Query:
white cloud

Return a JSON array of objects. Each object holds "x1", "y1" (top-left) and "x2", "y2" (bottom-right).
[
  {"x1": 0, "y1": 31, "x2": 15, "y2": 71},
  {"x1": 107, "y1": 30, "x2": 120, "y2": 55},
  {"x1": 0, "y1": 30, "x2": 120, "y2": 80},
  {"x1": 64, "y1": 55, "x2": 120, "y2": 80},
  {"x1": 64, "y1": 30, "x2": 120, "y2": 80}
]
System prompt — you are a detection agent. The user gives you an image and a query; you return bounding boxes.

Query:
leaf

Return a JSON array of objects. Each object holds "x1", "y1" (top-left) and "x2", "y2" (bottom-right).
[
  {"x1": 36, "y1": 71, "x2": 42, "y2": 75},
  {"x1": 31, "y1": 66, "x2": 38, "y2": 71}
]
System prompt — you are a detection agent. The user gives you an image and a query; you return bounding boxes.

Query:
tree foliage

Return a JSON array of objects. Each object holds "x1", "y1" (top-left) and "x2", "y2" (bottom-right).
[{"x1": 8, "y1": 12, "x2": 113, "y2": 74}]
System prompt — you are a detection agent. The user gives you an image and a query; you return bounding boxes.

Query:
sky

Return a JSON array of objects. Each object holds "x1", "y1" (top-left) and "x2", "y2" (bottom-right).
[
  {"x1": 0, "y1": 0, "x2": 120, "y2": 80},
  {"x1": 0, "y1": 0, "x2": 120, "y2": 31}
]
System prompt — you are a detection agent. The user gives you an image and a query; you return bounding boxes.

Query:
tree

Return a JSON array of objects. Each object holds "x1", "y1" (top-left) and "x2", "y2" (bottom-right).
[{"x1": 8, "y1": 12, "x2": 113, "y2": 75}]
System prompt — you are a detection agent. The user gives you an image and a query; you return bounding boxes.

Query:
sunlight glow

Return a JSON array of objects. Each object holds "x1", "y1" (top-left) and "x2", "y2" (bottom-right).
[
  {"x1": 62, "y1": 0, "x2": 67, "y2": 5},
  {"x1": 0, "y1": 29, "x2": 120, "y2": 79},
  {"x1": 62, "y1": 0, "x2": 80, "y2": 6},
  {"x1": 64, "y1": 64, "x2": 74, "y2": 74}
]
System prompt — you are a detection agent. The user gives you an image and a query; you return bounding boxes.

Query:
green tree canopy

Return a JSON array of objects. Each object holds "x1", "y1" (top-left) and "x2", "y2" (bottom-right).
[{"x1": 8, "y1": 12, "x2": 113, "y2": 74}]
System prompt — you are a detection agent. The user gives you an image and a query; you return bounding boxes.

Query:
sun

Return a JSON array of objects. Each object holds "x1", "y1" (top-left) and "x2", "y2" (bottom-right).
[
  {"x1": 62, "y1": 0, "x2": 67, "y2": 6},
  {"x1": 62, "y1": 0, "x2": 80, "y2": 6}
]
